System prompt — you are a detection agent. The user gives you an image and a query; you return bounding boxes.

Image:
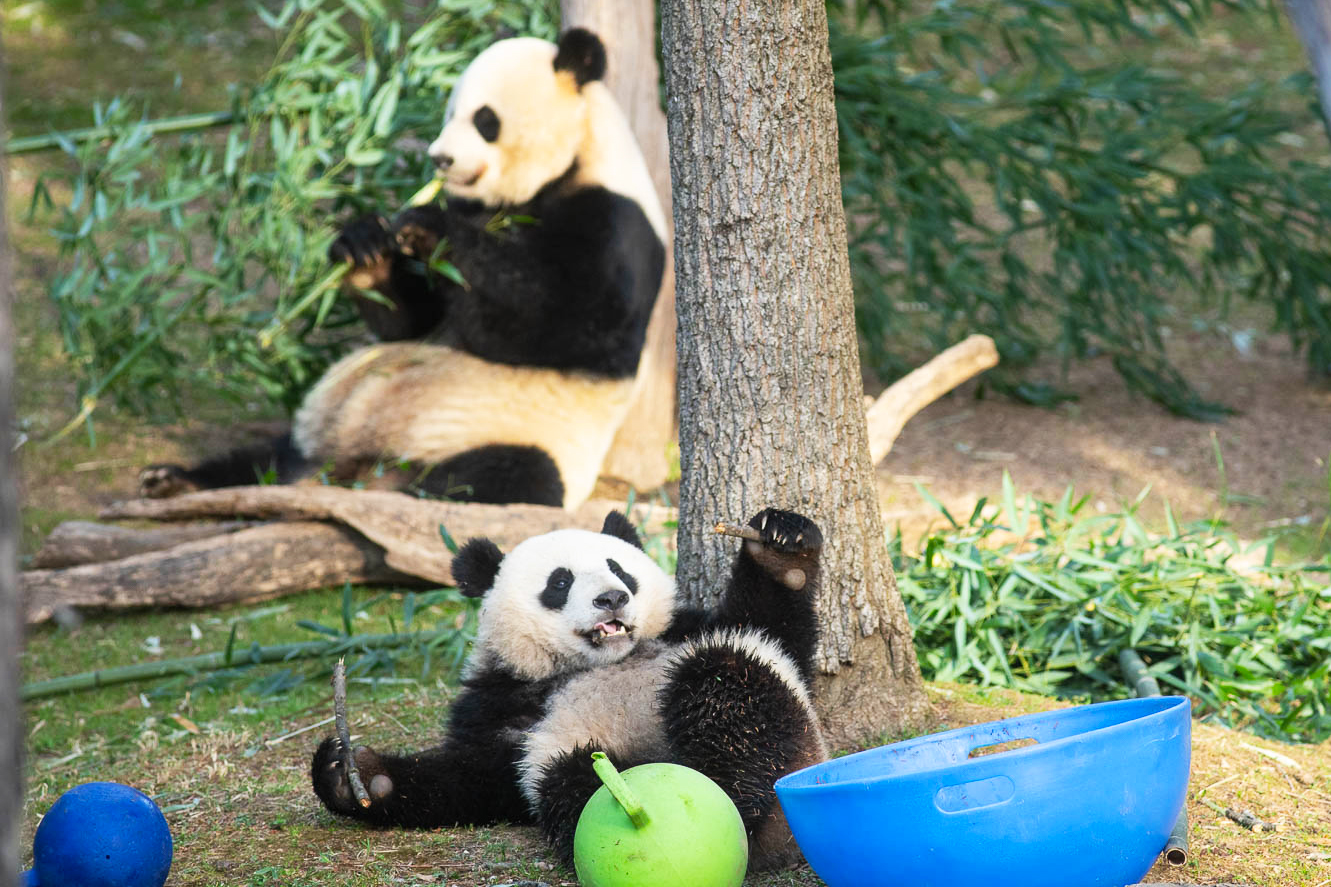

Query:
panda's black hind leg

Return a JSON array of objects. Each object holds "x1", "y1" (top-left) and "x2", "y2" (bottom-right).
[
  {"x1": 405, "y1": 444, "x2": 565, "y2": 507},
  {"x1": 531, "y1": 745, "x2": 651, "y2": 868},
  {"x1": 139, "y1": 431, "x2": 310, "y2": 498},
  {"x1": 661, "y1": 634, "x2": 826, "y2": 869}
]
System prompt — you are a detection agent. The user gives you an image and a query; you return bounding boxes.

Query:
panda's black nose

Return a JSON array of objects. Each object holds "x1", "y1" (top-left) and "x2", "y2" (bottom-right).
[
  {"x1": 430, "y1": 151, "x2": 454, "y2": 172},
  {"x1": 593, "y1": 589, "x2": 629, "y2": 612}
]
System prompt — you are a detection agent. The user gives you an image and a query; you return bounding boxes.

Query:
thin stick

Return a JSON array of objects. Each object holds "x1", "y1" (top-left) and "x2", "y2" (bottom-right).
[
  {"x1": 712, "y1": 521, "x2": 760, "y2": 541},
  {"x1": 332, "y1": 658, "x2": 371, "y2": 808},
  {"x1": 1200, "y1": 797, "x2": 1276, "y2": 832}
]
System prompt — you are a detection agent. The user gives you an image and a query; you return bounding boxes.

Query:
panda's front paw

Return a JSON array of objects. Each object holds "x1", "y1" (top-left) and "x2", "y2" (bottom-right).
[
  {"x1": 744, "y1": 509, "x2": 822, "y2": 591},
  {"x1": 747, "y1": 509, "x2": 822, "y2": 554},
  {"x1": 392, "y1": 205, "x2": 449, "y2": 259},
  {"x1": 329, "y1": 215, "x2": 394, "y2": 268},
  {"x1": 311, "y1": 736, "x2": 394, "y2": 817},
  {"x1": 138, "y1": 464, "x2": 198, "y2": 499}
]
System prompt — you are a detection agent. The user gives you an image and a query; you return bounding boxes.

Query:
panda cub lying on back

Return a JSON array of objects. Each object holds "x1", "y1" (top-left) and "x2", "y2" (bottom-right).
[{"x1": 312, "y1": 508, "x2": 828, "y2": 869}]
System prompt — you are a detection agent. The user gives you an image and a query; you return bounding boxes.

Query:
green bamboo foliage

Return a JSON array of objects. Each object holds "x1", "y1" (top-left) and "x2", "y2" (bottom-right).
[
  {"x1": 895, "y1": 474, "x2": 1331, "y2": 742},
  {"x1": 30, "y1": 0, "x2": 557, "y2": 437},
  {"x1": 833, "y1": 0, "x2": 1331, "y2": 418}
]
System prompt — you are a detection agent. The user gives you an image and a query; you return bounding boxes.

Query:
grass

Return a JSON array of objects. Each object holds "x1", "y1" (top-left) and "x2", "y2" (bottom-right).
[{"x1": 10, "y1": 1, "x2": 1331, "y2": 884}]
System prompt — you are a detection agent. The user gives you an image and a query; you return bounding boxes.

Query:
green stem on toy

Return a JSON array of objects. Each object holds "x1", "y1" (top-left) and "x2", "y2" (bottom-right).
[{"x1": 591, "y1": 752, "x2": 649, "y2": 829}]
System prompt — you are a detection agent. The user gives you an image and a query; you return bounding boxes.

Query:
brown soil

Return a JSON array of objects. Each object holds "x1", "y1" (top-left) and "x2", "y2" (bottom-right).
[{"x1": 876, "y1": 329, "x2": 1330, "y2": 550}]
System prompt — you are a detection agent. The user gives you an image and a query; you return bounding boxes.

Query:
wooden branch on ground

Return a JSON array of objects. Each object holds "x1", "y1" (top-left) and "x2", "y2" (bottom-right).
[
  {"x1": 22, "y1": 521, "x2": 424, "y2": 624},
  {"x1": 867, "y1": 334, "x2": 1000, "y2": 464},
  {"x1": 29, "y1": 519, "x2": 260, "y2": 568},
  {"x1": 22, "y1": 519, "x2": 425, "y2": 620},
  {"x1": 20, "y1": 490, "x2": 632, "y2": 623},
  {"x1": 99, "y1": 486, "x2": 603, "y2": 584}
]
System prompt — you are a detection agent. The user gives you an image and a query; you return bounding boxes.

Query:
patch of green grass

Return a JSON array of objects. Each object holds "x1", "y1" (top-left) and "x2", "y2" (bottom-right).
[{"x1": 22, "y1": 584, "x2": 472, "y2": 761}]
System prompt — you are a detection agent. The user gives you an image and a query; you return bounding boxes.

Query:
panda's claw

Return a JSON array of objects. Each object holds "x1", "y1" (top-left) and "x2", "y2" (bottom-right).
[
  {"x1": 329, "y1": 215, "x2": 395, "y2": 268},
  {"x1": 746, "y1": 508, "x2": 822, "y2": 555}
]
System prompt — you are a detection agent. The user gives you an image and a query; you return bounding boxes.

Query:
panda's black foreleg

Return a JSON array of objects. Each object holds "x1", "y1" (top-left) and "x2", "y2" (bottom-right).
[
  {"x1": 660, "y1": 636, "x2": 825, "y2": 869},
  {"x1": 329, "y1": 208, "x2": 451, "y2": 342},
  {"x1": 531, "y1": 744, "x2": 652, "y2": 869},
  {"x1": 139, "y1": 431, "x2": 310, "y2": 498},
  {"x1": 710, "y1": 508, "x2": 823, "y2": 683},
  {"x1": 310, "y1": 734, "x2": 529, "y2": 830}
]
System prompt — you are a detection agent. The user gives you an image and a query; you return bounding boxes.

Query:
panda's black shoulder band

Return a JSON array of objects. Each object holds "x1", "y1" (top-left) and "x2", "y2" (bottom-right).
[
  {"x1": 452, "y1": 538, "x2": 504, "y2": 597},
  {"x1": 554, "y1": 28, "x2": 607, "y2": 87}
]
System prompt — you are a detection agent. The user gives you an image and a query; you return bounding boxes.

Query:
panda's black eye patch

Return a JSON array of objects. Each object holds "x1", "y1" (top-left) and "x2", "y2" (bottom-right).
[
  {"x1": 472, "y1": 105, "x2": 500, "y2": 143},
  {"x1": 606, "y1": 558, "x2": 638, "y2": 595},
  {"x1": 540, "y1": 567, "x2": 573, "y2": 610}
]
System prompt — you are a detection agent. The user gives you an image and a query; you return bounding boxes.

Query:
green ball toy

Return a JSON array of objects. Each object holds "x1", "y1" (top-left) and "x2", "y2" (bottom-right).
[{"x1": 573, "y1": 753, "x2": 748, "y2": 887}]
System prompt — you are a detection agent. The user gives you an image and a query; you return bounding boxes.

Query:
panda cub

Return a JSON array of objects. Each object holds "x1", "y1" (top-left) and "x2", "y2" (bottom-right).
[
  {"x1": 311, "y1": 508, "x2": 828, "y2": 870},
  {"x1": 140, "y1": 29, "x2": 666, "y2": 510}
]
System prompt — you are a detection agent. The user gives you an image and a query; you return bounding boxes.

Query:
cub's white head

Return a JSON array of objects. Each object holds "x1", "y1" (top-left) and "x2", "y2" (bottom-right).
[{"x1": 452, "y1": 512, "x2": 676, "y2": 680}]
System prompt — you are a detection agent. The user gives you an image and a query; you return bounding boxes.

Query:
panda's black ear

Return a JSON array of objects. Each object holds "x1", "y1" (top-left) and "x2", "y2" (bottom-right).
[
  {"x1": 452, "y1": 538, "x2": 504, "y2": 598},
  {"x1": 600, "y1": 511, "x2": 642, "y2": 550},
  {"x1": 554, "y1": 28, "x2": 606, "y2": 87}
]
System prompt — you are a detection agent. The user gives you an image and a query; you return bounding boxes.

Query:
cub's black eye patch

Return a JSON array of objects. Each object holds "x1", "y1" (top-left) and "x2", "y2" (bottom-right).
[
  {"x1": 473, "y1": 105, "x2": 500, "y2": 143},
  {"x1": 606, "y1": 558, "x2": 638, "y2": 595},
  {"x1": 540, "y1": 566, "x2": 573, "y2": 610}
]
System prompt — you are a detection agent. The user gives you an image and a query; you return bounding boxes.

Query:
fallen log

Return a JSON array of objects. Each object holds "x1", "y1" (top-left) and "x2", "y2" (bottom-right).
[
  {"x1": 22, "y1": 521, "x2": 422, "y2": 624},
  {"x1": 29, "y1": 519, "x2": 260, "y2": 568},
  {"x1": 99, "y1": 487, "x2": 605, "y2": 584},
  {"x1": 867, "y1": 334, "x2": 999, "y2": 464}
]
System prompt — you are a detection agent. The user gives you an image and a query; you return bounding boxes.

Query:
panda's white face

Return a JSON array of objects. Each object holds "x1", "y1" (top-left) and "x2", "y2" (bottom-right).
[
  {"x1": 471, "y1": 528, "x2": 675, "y2": 681},
  {"x1": 428, "y1": 37, "x2": 586, "y2": 207}
]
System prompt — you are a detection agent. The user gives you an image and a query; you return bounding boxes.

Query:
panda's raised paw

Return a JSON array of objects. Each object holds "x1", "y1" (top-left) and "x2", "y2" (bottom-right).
[
  {"x1": 328, "y1": 215, "x2": 394, "y2": 268},
  {"x1": 743, "y1": 509, "x2": 822, "y2": 592},
  {"x1": 138, "y1": 464, "x2": 198, "y2": 499},
  {"x1": 747, "y1": 508, "x2": 822, "y2": 554},
  {"x1": 311, "y1": 736, "x2": 393, "y2": 816}
]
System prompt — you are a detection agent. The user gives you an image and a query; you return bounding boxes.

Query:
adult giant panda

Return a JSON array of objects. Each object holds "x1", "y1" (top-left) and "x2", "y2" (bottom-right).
[
  {"x1": 311, "y1": 508, "x2": 828, "y2": 870},
  {"x1": 140, "y1": 28, "x2": 666, "y2": 509}
]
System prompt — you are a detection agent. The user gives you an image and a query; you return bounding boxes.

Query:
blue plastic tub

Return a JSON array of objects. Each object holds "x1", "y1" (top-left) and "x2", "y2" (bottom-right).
[{"x1": 775, "y1": 696, "x2": 1190, "y2": 887}]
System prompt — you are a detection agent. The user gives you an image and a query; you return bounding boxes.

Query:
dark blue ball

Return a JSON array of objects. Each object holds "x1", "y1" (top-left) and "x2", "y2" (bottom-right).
[{"x1": 27, "y1": 782, "x2": 172, "y2": 887}]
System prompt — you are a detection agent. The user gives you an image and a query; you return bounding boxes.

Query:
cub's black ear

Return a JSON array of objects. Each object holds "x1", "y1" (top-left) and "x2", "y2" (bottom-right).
[
  {"x1": 554, "y1": 28, "x2": 606, "y2": 87},
  {"x1": 452, "y1": 538, "x2": 504, "y2": 598},
  {"x1": 600, "y1": 511, "x2": 642, "y2": 550}
]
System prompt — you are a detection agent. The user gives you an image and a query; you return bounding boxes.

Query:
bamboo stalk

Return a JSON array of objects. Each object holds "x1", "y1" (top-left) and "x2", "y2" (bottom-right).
[
  {"x1": 5, "y1": 111, "x2": 236, "y2": 155},
  {"x1": 332, "y1": 659, "x2": 371, "y2": 808},
  {"x1": 1120, "y1": 648, "x2": 1188, "y2": 865},
  {"x1": 712, "y1": 521, "x2": 761, "y2": 542},
  {"x1": 21, "y1": 630, "x2": 450, "y2": 701}
]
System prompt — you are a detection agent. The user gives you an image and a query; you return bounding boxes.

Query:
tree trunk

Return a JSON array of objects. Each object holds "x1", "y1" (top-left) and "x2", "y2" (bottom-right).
[
  {"x1": 1285, "y1": 0, "x2": 1331, "y2": 139},
  {"x1": 661, "y1": 0, "x2": 930, "y2": 749},
  {"x1": 0, "y1": 37, "x2": 23, "y2": 886},
  {"x1": 561, "y1": 0, "x2": 678, "y2": 492}
]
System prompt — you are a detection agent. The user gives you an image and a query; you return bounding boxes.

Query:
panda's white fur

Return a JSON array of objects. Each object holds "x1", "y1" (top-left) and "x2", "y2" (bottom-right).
[
  {"x1": 291, "y1": 345, "x2": 635, "y2": 508},
  {"x1": 516, "y1": 629, "x2": 823, "y2": 810},
  {"x1": 432, "y1": 37, "x2": 666, "y2": 238},
  {"x1": 466, "y1": 527, "x2": 676, "y2": 680}
]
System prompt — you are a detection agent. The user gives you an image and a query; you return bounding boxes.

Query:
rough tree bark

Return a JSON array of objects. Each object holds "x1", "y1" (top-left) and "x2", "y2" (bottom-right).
[
  {"x1": 0, "y1": 36, "x2": 22, "y2": 886},
  {"x1": 661, "y1": 0, "x2": 931, "y2": 748},
  {"x1": 1285, "y1": 0, "x2": 1331, "y2": 138},
  {"x1": 562, "y1": 0, "x2": 678, "y2": 492}
]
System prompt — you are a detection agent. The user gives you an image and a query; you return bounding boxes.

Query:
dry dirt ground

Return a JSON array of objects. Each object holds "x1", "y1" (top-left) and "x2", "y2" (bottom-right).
[{"x1": 875, "y1": 328, "x2": 1330, "y2": 552}]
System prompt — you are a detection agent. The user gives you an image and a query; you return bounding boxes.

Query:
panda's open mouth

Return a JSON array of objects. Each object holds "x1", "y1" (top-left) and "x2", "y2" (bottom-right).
[{"x1": 584, "y1": 620, "x2": 630, "y2": 645}]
